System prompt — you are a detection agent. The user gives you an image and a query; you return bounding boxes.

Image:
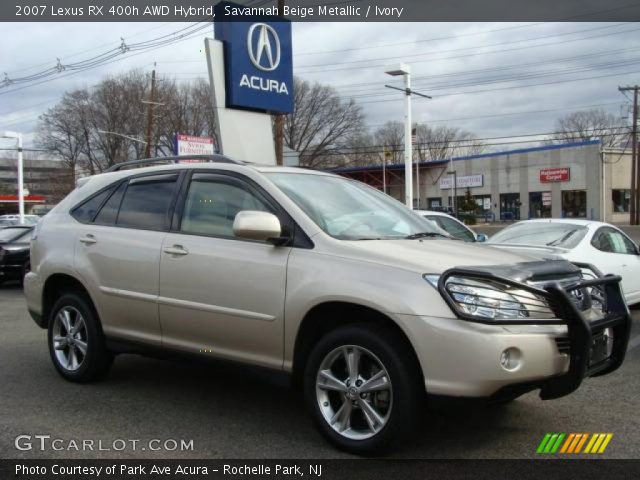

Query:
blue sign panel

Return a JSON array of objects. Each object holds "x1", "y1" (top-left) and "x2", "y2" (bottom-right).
[{"x1": 214, "y1": 2, "x2": 294, "y2": 114}]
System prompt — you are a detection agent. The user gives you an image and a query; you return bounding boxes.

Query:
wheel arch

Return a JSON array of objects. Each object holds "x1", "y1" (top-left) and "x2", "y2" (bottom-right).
[
  {"x1": 291, "y1": 301, "x2": 424, "y2": 389},
  {"x1": 42, "y1": 273, "x2": 97, "y2": 328}
]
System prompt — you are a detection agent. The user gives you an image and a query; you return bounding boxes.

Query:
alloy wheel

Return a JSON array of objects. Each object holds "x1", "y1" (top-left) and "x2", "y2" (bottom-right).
[
  {"x1": 315, "y1": 345, "x2": 393, "y2": 440},
  {"x1": 51, "y1": 306, "x2": 88, "y2": 372}
]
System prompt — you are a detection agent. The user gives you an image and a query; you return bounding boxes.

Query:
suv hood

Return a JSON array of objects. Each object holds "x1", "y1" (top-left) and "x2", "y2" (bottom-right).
[{"x1": 339, "y1": 238, "x2": 542, "y2": 274}]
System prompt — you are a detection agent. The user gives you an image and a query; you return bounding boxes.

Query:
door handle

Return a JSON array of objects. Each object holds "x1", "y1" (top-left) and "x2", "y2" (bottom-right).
[
  {"x1": 79, "y1": 234, "x2": 97, "y2": 245},
  {"x1": 163, "y1": 245, "x2": 189, "y2": 256}
]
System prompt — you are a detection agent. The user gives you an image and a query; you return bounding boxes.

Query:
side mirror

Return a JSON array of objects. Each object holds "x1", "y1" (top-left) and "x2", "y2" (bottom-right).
[
  {"x1": 233, "y1": 211, "x2": 283, "y2": 243},
  {"x1": 476, "y1": 233, "x2": 489, "y2": 243}
]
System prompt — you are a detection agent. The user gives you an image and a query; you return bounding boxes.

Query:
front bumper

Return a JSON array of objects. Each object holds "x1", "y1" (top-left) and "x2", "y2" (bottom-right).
[{"x1": 400, "y1": 266, "x2": 631, "y2": 400}]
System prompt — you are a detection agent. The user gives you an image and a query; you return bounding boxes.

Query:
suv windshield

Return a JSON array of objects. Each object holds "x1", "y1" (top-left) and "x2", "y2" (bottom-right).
[
  {"x1": 489, "y1": 222, "x2": 588, "y2": 249},
  {"x1": 266, "y1": 172, "x2": 442, "y2": 240}
]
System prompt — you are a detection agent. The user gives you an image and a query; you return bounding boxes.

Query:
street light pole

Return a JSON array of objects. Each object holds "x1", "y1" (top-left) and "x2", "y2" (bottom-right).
[
  {"x1": 385, "y1": 64, "x2": 431, "y2": 209},
  {"x1": 1, "y1": 131, "x2": 24, "y2": 224}
]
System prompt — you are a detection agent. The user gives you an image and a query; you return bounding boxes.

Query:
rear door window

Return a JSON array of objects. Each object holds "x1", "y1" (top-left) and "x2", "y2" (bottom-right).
[{"x1": 116, "y1": 174, "x2": 179, "y2": 230}]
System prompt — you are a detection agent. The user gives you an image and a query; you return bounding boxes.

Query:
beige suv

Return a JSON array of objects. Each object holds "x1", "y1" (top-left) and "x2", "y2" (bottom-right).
[{"x1": 24, "y1": 155, "x2": 631, "y2": 454}]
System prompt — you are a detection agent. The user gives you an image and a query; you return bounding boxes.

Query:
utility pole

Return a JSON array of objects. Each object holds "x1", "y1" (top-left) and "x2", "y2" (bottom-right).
[
  {"x1": 144, "y1": 64, "x2": 157, "y2": 159},
  {"x1": 274, "y1": 0, "x2": 286, "y2": 166},
  {"x1": 620, "y1": 85, "x2": 639, "y2": 224}
]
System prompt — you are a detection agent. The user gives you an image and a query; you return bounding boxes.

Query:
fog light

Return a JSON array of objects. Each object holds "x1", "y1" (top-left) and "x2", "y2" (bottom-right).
[{"x1": 500, "y1": 347, "x2": 522, "y2": 371}]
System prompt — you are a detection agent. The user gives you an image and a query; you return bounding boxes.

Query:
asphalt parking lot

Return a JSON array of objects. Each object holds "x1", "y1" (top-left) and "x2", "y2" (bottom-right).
[{"x1": 0, "y1": 282, "x2": 638, "y2": 460}]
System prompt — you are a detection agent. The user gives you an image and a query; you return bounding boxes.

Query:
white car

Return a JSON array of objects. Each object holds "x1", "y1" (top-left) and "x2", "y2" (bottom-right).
[
  {"x1": 488, "y1": 219, "x2": 640, "y2": 305},
  {"x1": 0, "y1": 214, "x2": 40, "y2": 225},
  {"x1": 415, "y1": 210, "x2": 488, "y2": 242}
]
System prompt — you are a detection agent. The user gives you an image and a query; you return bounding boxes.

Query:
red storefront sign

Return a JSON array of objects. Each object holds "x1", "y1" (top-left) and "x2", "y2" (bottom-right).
[
  {"x1": 0, "y1": 195, "x2": 46, "y2": 203},
  {"x1": 540, "y1": 168, "x2": 570, "y2": 183}
]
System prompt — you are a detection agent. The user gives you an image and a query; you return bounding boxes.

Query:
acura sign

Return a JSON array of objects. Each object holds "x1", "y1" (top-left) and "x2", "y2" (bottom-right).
[{"x1": 214, "y1": 2, "x2": 294, "y2": 113}]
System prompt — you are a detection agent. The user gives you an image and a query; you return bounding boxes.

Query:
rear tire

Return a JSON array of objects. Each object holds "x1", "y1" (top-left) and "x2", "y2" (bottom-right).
[
  {"x1": 303, "y1": 324, "x2": 424, "y2": 455},
  {"x1": 47, "y1": 292, "x2": 113, "y2": 382}
]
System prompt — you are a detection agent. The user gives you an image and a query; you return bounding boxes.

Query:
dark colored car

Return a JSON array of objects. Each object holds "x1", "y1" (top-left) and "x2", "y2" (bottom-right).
[{"x1": 0, "y1": 225, "x2": 33, "y2": 285}]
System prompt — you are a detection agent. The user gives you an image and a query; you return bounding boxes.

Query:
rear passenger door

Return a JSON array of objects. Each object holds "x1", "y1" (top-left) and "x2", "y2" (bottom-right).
[
  {"x1": 158, "y1": 172, "x2": 291, "y2": 369},
  {"x1": 73, "y1": 172, "x2": 183, "y2": 347}
]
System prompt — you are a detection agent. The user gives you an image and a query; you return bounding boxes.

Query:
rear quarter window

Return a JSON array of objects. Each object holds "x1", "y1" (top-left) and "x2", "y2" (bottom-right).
[{"x1": 70, "y1": 186, "x2": 115, "y2": 223}]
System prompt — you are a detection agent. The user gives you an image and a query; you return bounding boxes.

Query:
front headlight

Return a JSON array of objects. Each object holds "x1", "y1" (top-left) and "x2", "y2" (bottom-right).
[{"x1": 424, "y1": 274, "x2": 555, "y2": 321}]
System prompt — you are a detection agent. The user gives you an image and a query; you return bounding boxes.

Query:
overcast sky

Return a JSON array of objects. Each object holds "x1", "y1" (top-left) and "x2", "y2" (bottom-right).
[{"x1": 1, "y1": 21, "x2": 638, "y2": 151}]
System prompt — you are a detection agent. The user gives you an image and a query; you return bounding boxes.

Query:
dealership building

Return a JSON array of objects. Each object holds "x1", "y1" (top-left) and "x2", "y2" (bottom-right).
[
  {"x1": 333, "y1": 140, "x2": 634, "y2": 224},
  {"x1": 0, "y1": 156, "x2": 67, "y2": 215}
]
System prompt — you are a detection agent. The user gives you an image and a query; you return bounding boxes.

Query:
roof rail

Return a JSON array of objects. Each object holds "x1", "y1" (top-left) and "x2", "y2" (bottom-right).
[{"x1": 105, "y1": 154, "x2": 243, "y2": 172}]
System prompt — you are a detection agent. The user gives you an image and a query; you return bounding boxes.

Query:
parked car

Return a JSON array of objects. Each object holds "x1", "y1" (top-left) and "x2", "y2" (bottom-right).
[
  {"x1": 0, "y1": 214, "x2": 40, "y2": 225},
  {"x1": 487, "y1": 219, "x2": 640, "y2": 305},
  {"x1": 415, "y1": 210, "x2": 488, "y2": 242},
  {"x1": 0, "y1": 225, "x2": 33, "y2": 285},
  {"x1": 24, "y1": 156, "x2": 630, "y2": 454}
]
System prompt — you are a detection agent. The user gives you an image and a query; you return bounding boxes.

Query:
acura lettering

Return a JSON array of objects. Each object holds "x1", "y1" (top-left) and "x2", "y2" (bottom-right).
[{"x1": 239, "y1": 74, "x2": 289, "y2": 94}]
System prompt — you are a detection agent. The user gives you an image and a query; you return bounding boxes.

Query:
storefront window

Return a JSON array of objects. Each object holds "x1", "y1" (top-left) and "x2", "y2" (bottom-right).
[
  {"x1": 427, "y1": 197, "x2": 442, "y2": 209},
  {"x1": 500, "y1": 193, "x2": 520, "y2": 221},
  {"x1": 529, "y1": 192, "x2": 551, "y2": 218},
  {"x1": 562, "y1": 190, "x2": 587, "y2": 218},
  {"x1": 612, "y1": 189, "x2": 630, "y2": 213}
]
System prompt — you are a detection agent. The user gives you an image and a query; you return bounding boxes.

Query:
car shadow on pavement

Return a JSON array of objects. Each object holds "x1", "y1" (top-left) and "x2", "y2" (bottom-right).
[{"x1": 100, "y1": 353, "x2": 523, "y2": 458}]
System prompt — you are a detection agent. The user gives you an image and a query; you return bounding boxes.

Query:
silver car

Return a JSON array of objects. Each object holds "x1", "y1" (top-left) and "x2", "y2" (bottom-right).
[{"x1": 24, "y1": 155, "x2": 631, "y2": 454}]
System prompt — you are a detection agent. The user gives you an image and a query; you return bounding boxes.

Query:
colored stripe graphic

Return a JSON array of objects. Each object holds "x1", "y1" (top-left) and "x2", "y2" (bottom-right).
[{"x1": 537, "y1": 433, "x2": 613, "y2": 454}]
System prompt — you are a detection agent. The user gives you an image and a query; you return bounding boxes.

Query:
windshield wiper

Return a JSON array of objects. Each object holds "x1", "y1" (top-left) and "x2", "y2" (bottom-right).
[
  {"x1": 405, "y1": 232, "x2": 450, "y2": 240},
  {"x1": 546, "y1": 230, "x2": 576, "y2": 246}
]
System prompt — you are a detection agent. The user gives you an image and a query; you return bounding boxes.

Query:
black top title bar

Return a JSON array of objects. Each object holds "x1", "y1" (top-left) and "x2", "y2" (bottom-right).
[{"x1": 2, "y1": 0, "x2": 640, "y2": 22}]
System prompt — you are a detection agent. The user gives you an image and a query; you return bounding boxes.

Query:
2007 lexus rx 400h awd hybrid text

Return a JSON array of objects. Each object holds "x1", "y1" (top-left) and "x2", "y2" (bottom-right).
[{"x1": 24, "y1": 155, "x2": 631, "y2": 454}]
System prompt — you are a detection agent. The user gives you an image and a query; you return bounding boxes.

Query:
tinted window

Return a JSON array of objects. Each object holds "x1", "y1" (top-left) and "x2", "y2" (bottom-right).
[
  {"x1": 180, "y1": 174, "x2": 273, "y2": 238},
  {"x1": 71, "y1": 187, "x2": 114, "y2": 223},
  {"x1": 94, "y1": 182, "x2": 126, "y2": 225},
  {"x1": 117, "y1": 174, "x2": 179, "y2": 230},
  {"x1": 591, "y1": 227, "x2": 637, "y2": 255}
]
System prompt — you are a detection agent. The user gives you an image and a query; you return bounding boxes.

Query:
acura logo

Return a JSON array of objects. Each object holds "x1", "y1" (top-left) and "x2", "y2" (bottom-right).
[{"x1": 247, "y1": 23, "x2": 281, "y2": 72}]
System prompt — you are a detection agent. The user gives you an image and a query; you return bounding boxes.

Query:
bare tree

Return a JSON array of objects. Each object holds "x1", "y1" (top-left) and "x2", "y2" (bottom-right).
[
  {"x1": 369, "y1": 122, "x2": 485, "y2": 165},
  {"x1": 38, "y1": 70, "x2": 219, "y2": 173},
  {"x1": 38, "y1": 89, "x2": 89, "y2": 181},
  {"x1": 546, "y1": 108, "x2": 626, "y2": 148},
  {"x1": 373, "y1": 121, "x2": 404, "y2": 164},
  {"x1": 283, "y1": 77, "x2": 364, "y2": 168}
]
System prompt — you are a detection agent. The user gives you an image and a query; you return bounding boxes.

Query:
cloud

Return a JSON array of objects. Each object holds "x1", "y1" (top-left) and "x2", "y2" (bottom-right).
[{"x1": 0, "y1": 21, "x2": 638, "y2": 149}]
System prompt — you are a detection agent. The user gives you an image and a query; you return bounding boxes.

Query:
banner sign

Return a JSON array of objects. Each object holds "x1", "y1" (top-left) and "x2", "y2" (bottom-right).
[
  {"x1": 542, "y1": 191, "x2": 552, "y2": 206},
  {"x1": 540, "y1": 168, "x2": 570, "y2": 183},
  {"x1": 174, "y1": 135, "x2": 215, "y2": 156},
  {"x1": 214, "y1": 2, "x2": 294, "y2": 114},
  {"x1": 439, "y1": 174, "x2": 484, "y2": 189}
]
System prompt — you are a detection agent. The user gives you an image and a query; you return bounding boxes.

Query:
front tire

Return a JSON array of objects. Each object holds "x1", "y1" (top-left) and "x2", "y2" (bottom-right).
[
  {"x1": 304, "y1": 324, "x2": 424, "y2": 455},
  {"x1": 47, "y1": 292, "x2": 113, "y2": 382}
]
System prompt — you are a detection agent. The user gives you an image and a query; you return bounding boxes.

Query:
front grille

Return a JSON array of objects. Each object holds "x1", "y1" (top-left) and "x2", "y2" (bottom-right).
[{"x1": 555, "y1": 337, "x2": 571, "y2": 355}]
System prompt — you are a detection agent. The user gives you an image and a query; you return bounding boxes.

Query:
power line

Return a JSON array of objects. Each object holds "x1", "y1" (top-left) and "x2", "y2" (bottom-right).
[
  {"x1": 0, "y1": 21, "x2": 212, "y2": 92},
  {"x1": 297, "y1": 25, "x2": 640, "y2": 74},
  {"x1": 0, "y1": 22, "x2": 211, "y2": 97}
]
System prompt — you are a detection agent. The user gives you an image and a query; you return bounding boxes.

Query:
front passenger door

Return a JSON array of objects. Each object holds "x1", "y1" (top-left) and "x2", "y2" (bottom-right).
[
  {"x1": 158, "y1": 172, "x2": 291, "y2": 369},
  {"x1": 590, "y1": 226, "x2": 640, "y2": 301}
]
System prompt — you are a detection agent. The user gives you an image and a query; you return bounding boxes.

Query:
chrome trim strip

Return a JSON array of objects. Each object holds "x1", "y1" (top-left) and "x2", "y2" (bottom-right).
[
  {"x1": 99, "y1": 286, "x2": 275, "y2": 322},
  {"x1": 157, "y1": 296, "x2": 275, "y2": 322}
]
